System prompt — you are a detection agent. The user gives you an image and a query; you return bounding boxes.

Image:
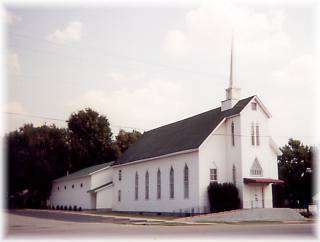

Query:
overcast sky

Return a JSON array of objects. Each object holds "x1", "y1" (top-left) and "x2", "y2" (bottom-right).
[{"x1": 2, "y1": 0, "x2": 319, "y2": 146}]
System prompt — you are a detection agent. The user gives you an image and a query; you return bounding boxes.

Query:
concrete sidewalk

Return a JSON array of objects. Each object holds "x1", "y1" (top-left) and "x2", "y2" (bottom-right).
[{"x1": 176, "y1": 208, "x2": 307, "y2": 223}]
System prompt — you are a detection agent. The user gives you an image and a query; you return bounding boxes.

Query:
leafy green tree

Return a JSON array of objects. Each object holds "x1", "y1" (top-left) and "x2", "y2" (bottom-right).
[
  {"x1": 113, "y1": 129, "x2": 142, "y2": 157},
  {"x1": 67, "y1": 108, "x2": 116, "y2": 171},
  {"x1": 276, "y1": 139, "x2": 313, "y2": 208},
  {"x1": 6, "y1": 124, "x2": 69, "y2": 208}
]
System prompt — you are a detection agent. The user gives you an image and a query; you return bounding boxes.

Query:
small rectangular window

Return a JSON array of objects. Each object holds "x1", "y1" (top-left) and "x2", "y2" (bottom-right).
[
  {"x1": 251, "y1": 102, "x2": 257, "y2": 110},
  {"x1": 210, "y1": 168, "x2": 217, "y2": 182}
]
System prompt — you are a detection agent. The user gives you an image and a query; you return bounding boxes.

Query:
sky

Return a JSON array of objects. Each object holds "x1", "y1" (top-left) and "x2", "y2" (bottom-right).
[{"x1": 2, "y1": 0, "x2": 319, "y2": 146}]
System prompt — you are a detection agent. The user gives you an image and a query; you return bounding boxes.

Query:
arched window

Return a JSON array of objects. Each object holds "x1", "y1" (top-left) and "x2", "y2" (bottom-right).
[
  {"x1": 169, "y1": 166, "x2": 174, "y2": 199},
  {"x1": 232, "y1": 164, "x2": 236, "y2": 185},
  {"x1": 135, "y1": 172, "x2": 139, "y2": 200},
  {"x1": 184, "y1": 164, "x2": 189, "y2": 199},
  {"x1": 157, "y1": 169, "x2": 161, "y2": 199},
  {"x1": 145, "y1": 171, "x2": 149, "y2": 200},
  {"x1": 250, "y1": 158, "x2": 263, "y2": 176},
  {"x1": 251, "y1": 123, "x2": 255, "y2": 146},
  {"x1": 256, "y1": 124, "x2": 260, "y2": 146},
  {"x1": 231, "y1": 122, "x2": 235, "y2": 146}
]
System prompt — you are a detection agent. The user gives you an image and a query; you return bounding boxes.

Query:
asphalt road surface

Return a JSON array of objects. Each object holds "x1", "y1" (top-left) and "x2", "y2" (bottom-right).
[{"x1": 5, "y1": 210, "x2": 317, "y2": 239}]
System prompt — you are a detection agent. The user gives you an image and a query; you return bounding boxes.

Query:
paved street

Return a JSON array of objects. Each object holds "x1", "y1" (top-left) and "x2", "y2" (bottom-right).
[{"x1": 5, "y1": 210, "x2": 317, "y2": 239}]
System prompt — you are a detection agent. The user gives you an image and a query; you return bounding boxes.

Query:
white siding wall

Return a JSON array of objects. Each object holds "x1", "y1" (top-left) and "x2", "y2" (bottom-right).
[
  {"x1": 112, "y1": 151, "x2": 199, "y2": 213},
  {"x1": 240, "y1": 98, "x2": 279, "y2": 208},
  {"x1": 49, "y1": 176, "x2": 93, "y2": 209},
  {"x1": 91, "y1": 168, "x2": 113, "y2": 189},
  {"x1": 198, "y1": 115, "x2": 243, "y2": 209},
  {"x1": 96, "y1": 186, "x2": 113, "y2": 209}
]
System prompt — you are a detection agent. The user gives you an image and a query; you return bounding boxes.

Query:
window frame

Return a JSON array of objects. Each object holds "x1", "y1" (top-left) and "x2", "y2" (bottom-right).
[
  {"x1": 232, "y1": 164, "x2": 236, "y2": 185},
  {"x1": 135, "y1": 172, "x2": 139, "y2": 200},
  {"x1": 210, "y1": 168, "x2": 218, "y2": 182},
  {"x1": 184, "y1": 164, "x2": 189, "y2": 199},
  {"x1": 118, "y1": 170, "x2": 122, "y2": 181},
  {"x1": 157, "y1": 169, "x2": 161, "y2": 200},
  {"x1": 250, "y1": 158, "x2": 263, "y2": 176},
  {"x1": 251, "y1": 102, "x2": 257, "y2": 110},
  {"x1": 145, "y1": 171, "x2": 149, "y2": 200},
  {"x1": 118, "y1": 190, "x2": 121, "y2": 202},
  {"x1": 256, "y1": 123, "x2": 260, "y2": 146},
  {"x1": 169, "y1": 167, "x2": 174, "y2": 199},
  {"x1": 231, "y1": 121, "x2": 235, "y2": 146},
  {"x1": 251, "y1": 123, "x2": 255, "y2": 146}
]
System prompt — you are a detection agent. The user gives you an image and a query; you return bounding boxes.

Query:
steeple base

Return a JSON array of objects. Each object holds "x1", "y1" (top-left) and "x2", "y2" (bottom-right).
[{"x1": 221, "y1": 99, "x2": 239, "y2": 111}]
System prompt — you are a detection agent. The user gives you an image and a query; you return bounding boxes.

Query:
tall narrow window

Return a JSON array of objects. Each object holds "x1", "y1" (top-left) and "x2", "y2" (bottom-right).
[
  {"x1": 135, "y1": 172, "x2": 139, "y2": 200},
  {"x1": 232, "y1": 164, "x2": 236, "y2": 185},
  {"x1": 169, "y1": 166, "x2": 174, "y2": 199},
  {"x1": 251, "y1": 123, "x2": 255, "y2": 146},
  {"x1": 256, "y1": 124, "x2": 260, "y2": 146},
  {"x1": 157, "y1": 169, "x2": 161, "y2": 199},
  {"x1": 145, "y1": 171, "x2": 149, "y2": 200},
  {"x1": 184, "y1": 164, "x2": 189, "y2": 199},
  {"x1": 210, "y1": 168, "x2": 217, "y2": 182},
  {"x1": 118, "y1": 190, "x2": 121, "y2": 202},
  {"x1": 231, "y1": 122, "x2": 235, "y2": 146}
]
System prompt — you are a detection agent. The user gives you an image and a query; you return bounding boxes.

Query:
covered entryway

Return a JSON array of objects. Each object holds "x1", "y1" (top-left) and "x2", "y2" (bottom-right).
[
  {"x1": 243, "y1": 178, "x2": 283, "y2": 209},
  {"x1": 87, "y1": 181, "x2": 113, "y2": 210}
]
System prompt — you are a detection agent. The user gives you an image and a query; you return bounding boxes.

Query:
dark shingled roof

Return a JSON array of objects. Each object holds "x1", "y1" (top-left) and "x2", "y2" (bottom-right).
[
  {"x1": 116, "y1": 96, "x2": 255, "y2": 165},
  {"x1": 54, "y1": 162, "x2": 114, "y2": 182}
]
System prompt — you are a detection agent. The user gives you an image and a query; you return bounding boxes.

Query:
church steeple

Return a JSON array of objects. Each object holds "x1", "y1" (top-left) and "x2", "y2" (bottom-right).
[
  {"x1": 229, "y1": 33, "x2": 234, "y2": 88},
  {"x1": 221, "y1": 32, "x2": 241, "y2": 111}
]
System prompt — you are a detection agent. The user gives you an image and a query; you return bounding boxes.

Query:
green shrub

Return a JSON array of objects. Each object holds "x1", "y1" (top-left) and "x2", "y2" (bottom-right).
[{"x1": 207, "y1": 182, "x2": 240, "y2": 213}]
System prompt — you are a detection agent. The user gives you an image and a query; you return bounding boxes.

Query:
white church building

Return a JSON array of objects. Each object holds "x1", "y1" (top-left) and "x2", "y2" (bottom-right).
[{"x1": 49, "y1": 41, "x2": 282, "y2": 213}]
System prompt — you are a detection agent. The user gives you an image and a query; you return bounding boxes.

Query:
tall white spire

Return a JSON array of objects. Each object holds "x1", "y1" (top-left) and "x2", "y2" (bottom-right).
[
  {"x1": 229, "y1": 33, "x2": 234, "y2": 88},
  {"x1": 221, "y1": 31, "x2": 241, "y2": 111}
]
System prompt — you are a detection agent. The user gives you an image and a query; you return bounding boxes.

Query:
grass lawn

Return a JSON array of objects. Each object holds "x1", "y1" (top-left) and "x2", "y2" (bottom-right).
[{"x1": 86, "y1": 210, "x2": 181, "y2": 221}]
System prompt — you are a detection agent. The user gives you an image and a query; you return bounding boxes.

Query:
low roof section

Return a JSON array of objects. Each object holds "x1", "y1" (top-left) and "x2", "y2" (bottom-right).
[
  {"x1": 53, "y1": 161, "x2": 114, "y2": 183},
  {"x1": 116, "y1": 96, "x2": 255, "y2": 166}
]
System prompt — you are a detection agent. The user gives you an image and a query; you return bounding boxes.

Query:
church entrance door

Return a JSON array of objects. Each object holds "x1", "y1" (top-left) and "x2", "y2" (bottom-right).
[{"x1": 251, "y1": 186, "x2": 265, "y2": 208}]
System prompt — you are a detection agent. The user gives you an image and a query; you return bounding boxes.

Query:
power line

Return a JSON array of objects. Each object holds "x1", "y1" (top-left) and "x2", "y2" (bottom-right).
[
  {"x1": 4, "y1": 111, "x2": 315, "y2": 139},
  {"x1": 8, "y1": 31, "x2": 226, "y2": 80},
  {"x1": 4, "y1": 111, "x2": 145, "y2": 132}
]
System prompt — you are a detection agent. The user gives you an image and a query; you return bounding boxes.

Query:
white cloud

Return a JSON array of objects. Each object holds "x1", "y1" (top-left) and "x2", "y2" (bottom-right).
[
  {"x1": 46, "y1": 21, "x2": 83, "y2": 45},
  {"x1": 163, "y1": 0, "x2": 293, "y2": 69},
  {"x1": 7, "y1": 53, "x2": 21, "y2": 74},
  {"x1": 266, "y1": 54, "x2": 318, "y2": 145},
  {"x1": 2, "y1": 101, "x2": 26, "y2": 114},
  {"x1": 67, "y1": 79, "x2": 188, "y2": 132},
  {"x1": 163, "y1": 30, "x2": 189, "y2": 57},
  {"x1": 3, "y1": 10, "x2": 22, "y2": 25}
]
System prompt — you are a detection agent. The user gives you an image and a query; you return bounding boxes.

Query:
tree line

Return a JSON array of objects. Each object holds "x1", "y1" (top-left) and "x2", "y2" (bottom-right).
[{"x1": 6, "y1": 108, "x2": 141, "y2": 208}]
